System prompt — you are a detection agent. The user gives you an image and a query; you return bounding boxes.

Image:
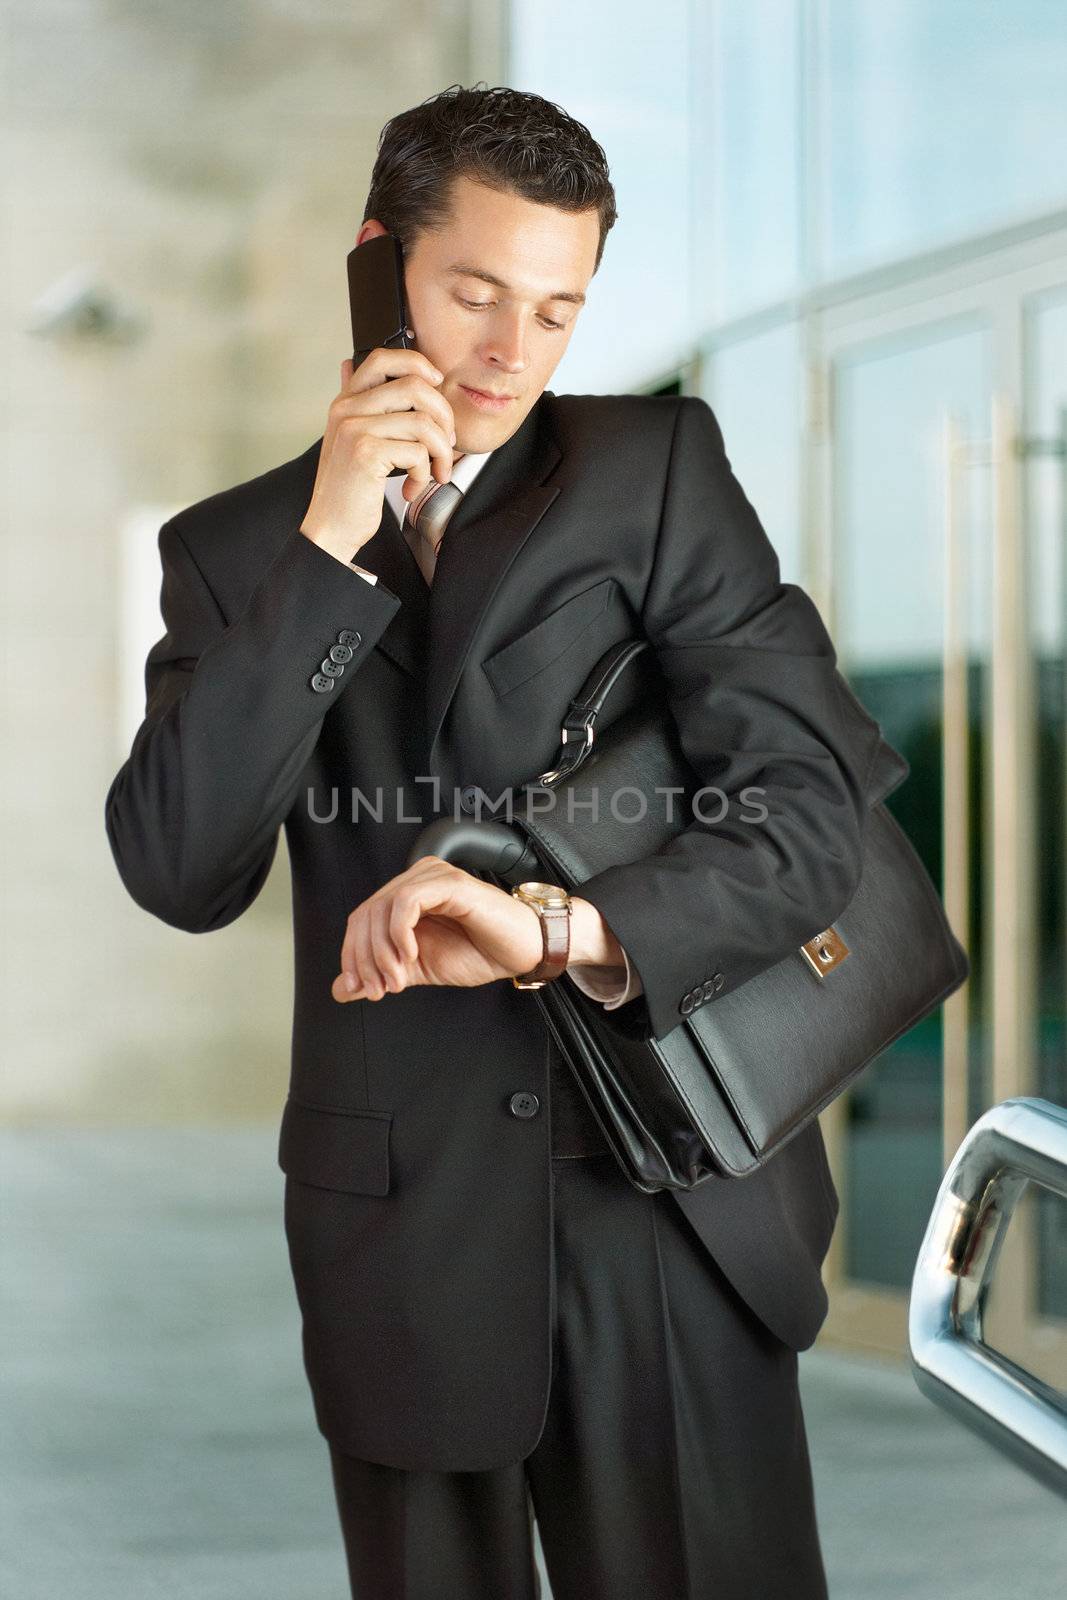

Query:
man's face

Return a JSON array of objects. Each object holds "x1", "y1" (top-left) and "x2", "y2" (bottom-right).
[{"x1": 356, "y1": 174, "x2": 600, "y2": 453}]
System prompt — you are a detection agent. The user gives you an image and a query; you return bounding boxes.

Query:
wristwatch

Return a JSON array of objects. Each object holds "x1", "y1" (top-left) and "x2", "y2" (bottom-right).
[{"x1": 510, "y1": 882, "x2": 572, "y2": 989}]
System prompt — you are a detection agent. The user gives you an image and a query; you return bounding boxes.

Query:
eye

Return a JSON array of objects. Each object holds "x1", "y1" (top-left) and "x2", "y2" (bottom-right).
[{"x1": 457, "y1": 298, "x2": 565, "y2": 332}]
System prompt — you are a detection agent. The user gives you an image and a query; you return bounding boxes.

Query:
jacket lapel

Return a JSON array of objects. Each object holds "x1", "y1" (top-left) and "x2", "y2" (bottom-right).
[{"x1": 422, "y1": 394, "x2": 561, "y2": 768}]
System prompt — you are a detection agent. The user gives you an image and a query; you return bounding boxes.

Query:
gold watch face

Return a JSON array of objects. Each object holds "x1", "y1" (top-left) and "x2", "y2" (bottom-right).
[{"x1": 515, "y1": 881, "x2": 571, "y2": 909}]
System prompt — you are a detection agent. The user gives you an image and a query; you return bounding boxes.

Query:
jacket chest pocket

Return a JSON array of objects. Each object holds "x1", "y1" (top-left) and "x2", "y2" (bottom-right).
[
  {"x1": 277, "y1": 1097, "x2": 393, "y2": 1195},
  {"x1": 480, "y1": 577, "x2": 618, "y2": 698}
]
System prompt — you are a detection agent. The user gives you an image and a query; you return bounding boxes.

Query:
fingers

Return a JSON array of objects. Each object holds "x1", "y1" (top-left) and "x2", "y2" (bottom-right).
[
  {"x1": 340, "y1": 407, "x2": 454, "y2": 489},
  {"x1": 370, "y1": 896, "x2": 409, "y2": 992},
  {"x1": 346, "y1": 905, "x2": 387, "y2": 1001},
  {"x1": 339, "y1": 349, "x2": 455, "y2": 458},
  {"x1": 339, "y1": 371, "x2": 455, "y2": 450},
  {"x1": 334, "y1": 858, "x2": 457, "y2": 1004},
  {"x1": 348, "y1": 346, "x2": 442, "y2": 391},
  {"x1": 327, "y1": 377, "x2": 455, "y2": 492},
  {"x1": 389, "y1": 894, "x2": 420, "y2": 966}
]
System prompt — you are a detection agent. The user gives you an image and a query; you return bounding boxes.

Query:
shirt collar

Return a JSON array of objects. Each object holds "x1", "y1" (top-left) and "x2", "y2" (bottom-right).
[{"x1": 382, "y1": 447, "x2": 494, "y2": 528}]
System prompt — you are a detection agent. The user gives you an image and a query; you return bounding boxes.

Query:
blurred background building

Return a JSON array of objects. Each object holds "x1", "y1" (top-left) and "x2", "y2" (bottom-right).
[{"x1": 3, "y1": 3, "x2": 1066, "y2": 1596}]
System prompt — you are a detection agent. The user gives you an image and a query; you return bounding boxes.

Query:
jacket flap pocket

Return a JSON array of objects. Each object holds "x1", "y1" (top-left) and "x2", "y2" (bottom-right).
[
  {"x1": 277, "y1": 1098, "x2": 392, "y2": 1195},
  {"x1": 482, "y1": 577, "x2": 616, "y2": 697}
]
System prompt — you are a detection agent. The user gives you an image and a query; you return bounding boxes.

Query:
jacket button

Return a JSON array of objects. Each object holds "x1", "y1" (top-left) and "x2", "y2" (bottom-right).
[
  {"x1": 329, "y1": 642, "x2": 354, "y2": 664},
  {"x1": 679, "y1": 992, "x2": 696, "y2": 1016},
  {"x1": 320, "y1": 658, "x2": 344, "y2": 678},
  {"x1": 701, "y1": 978, "x2": 715, "y2": 1001},
  {"x1": 712, "y1": 971, "x2": 725, "y2": 992},
  {"x1": 337, "y1": 629, "x2": 362, "y2": 648},
  {"x1": 508, "y1": 1091, "x2": 540, "y2": 1119},
  {"x1": 459, "y1": 785, "x2": 481, "y2": 814},
  {"x1": 310, "y1": 672, "x2": 335, "y2": 693}
]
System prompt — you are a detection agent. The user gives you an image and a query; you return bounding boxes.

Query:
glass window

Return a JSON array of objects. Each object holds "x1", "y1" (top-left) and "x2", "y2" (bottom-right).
[
  {"x1": 510, "y1": 1, "x2": 694, "y2": 393},
  {"x1": 698, "y1": 320, "x2": 805, "y2": 582},
  {"x1": 703, "y1": 0, "x2": 803, "y2": 322},
  {"x1": 822, "y1": 1, "x2": 1067, "y2": 276}
]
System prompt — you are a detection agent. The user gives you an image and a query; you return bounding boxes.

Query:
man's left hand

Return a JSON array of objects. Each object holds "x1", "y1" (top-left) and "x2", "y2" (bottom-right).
[{"x1": 332, "y1": 854, "x2": 546, "y2": 1003}]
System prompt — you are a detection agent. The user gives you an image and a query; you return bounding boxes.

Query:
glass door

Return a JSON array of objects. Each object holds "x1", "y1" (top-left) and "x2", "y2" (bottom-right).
[
  {"x1": 1019, "y1": 285, "x2": 1067, "y2": 1336},
  {"x1": 813, "y1": 228, "x2": 1067, "y2": 1377},
  {"x1": 826, "y1": 314, "x2": 992, "y2": 1339}
]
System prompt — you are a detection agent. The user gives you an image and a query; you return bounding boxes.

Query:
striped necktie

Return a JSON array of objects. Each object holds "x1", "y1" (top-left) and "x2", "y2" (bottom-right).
[{"x1": 403, "y1": 456, "x2": 466, "y2": 585}]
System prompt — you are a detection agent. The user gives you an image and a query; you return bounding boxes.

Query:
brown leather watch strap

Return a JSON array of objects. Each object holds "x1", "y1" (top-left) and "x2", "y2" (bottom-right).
[{"x1": 513, "y1": 901, "x2": 571, "y2": 988}]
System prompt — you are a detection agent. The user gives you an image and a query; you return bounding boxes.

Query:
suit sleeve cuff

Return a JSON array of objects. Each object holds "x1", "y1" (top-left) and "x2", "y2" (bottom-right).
[{"x1": 564, "y1": 944, "x2": 644, "y2": 1008}]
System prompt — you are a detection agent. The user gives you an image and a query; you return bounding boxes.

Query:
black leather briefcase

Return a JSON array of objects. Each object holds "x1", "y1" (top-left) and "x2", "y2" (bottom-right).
[{"x1": 411, "y1": 639, "x2": 970, "y2": 1194}]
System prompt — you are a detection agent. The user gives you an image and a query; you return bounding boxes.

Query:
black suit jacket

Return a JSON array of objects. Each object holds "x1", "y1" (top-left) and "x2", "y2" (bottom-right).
[{"x1": 105, "y1": 389, "x2": 893, "y2": 1472}]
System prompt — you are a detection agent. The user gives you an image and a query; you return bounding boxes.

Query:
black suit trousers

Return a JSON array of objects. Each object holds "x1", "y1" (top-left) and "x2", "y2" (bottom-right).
[{"x1": 327, "y1": 1150, "x2": 830, "y2": 1600}]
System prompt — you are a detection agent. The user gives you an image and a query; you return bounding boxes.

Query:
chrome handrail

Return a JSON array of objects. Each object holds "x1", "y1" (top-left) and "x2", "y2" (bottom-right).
[{"x1": 908, "y1": 1096, "x2": 1067, "y2": 1497}]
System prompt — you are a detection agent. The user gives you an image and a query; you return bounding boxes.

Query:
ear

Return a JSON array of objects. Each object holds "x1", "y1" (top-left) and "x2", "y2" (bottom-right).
[{"x1": 356, "y1": 218, "x2": 390, "y2": 247}]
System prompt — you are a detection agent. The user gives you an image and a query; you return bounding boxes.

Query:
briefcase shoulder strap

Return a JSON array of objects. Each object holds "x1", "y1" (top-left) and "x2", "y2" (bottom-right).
[{"x1": 537, "y1": 637, "x2": 652, "y2": 787}]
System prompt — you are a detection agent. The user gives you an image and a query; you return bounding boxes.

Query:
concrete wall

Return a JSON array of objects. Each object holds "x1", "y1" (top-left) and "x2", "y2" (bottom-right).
[{"x1": 2, "y1": 0, "x2": 506, "y2": 1121}]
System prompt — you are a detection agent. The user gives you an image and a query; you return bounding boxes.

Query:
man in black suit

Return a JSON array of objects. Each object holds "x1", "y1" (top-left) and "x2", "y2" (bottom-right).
[{"x1": 106, "y1": 84, "x2": 887, "y2": 1598}]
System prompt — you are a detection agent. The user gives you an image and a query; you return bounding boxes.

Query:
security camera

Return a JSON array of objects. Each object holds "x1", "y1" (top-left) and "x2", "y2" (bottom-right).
[{"x1": 27, "y1": 266, "x2": 147, "y2": 344}]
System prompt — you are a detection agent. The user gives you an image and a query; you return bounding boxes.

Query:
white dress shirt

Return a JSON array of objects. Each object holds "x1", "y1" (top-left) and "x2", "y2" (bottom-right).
[{"x1": 344, "y1": 453, "x2": 644, "y2": 1011}]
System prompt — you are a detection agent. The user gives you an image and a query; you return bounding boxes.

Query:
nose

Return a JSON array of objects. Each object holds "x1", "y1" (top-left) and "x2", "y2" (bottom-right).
[{"x1": 478, "y1": 311, "x2": 529, "y2": 376}]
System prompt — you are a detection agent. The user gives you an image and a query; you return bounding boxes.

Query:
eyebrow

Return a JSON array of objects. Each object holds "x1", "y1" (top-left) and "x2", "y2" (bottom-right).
[{"x1": 443, "y1": 262, "x2": 586, "y2": 307}]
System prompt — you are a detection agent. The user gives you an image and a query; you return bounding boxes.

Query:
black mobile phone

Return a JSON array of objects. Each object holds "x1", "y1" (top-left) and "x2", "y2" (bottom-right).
[
  {"x1": 347, "y1": 233, "x2": 412, "y2": 367},
  {"x1": 346, "y1": 233, "x2": 419, "y2": 481}
]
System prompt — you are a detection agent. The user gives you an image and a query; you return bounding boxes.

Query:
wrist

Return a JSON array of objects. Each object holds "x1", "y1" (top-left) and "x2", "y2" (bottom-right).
[
  {"x1": 299, "y1": 522, "x2": 366, "y2": 568},
  {"x1": 510, "y1": 884, "x2": 572, "y2": 989},
  {"x1": 566, "y1": 896, "x2": 625, "y2": 970}
]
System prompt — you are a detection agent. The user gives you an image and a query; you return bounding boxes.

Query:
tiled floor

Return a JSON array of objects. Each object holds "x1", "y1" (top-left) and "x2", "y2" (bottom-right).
[{"x1": 3, "y1": 1128, "x2": 1065, "y2": 1599}]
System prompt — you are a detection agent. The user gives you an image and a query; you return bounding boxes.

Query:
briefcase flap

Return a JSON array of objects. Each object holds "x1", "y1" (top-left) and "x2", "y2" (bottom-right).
[{"x1": 677, "y1": 802, "x2": 967, "y2": 1169}]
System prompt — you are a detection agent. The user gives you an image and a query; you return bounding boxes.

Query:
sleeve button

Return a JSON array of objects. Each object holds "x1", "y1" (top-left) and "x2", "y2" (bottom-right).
[
  {"x1": 337, "y1": 629, "x2": 362, "y2": 648},
  {"x1": 329, "y1": 642, "x2": 354, "y2": 664},
  {"x1": 310, "y1": 673, "x2": 335, "y2": 693}
]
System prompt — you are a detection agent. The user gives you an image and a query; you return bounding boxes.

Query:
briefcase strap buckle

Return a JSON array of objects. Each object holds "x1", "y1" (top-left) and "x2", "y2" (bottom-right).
[{"x1": 536, "y1": 717, "x2": 594, "y2": 788}]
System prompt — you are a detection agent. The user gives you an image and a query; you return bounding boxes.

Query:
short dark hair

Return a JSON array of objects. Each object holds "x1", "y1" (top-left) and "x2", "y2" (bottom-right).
[{"x1": 363, "y1": 82, "x2": 618, "y2": 274}]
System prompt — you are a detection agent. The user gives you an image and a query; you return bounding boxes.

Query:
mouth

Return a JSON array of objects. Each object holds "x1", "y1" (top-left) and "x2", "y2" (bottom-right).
[{"x1": 459, "y1": 385, "x2": 516, "y2": 413}]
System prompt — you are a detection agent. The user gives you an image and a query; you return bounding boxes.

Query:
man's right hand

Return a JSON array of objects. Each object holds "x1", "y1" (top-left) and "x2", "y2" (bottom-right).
[{"x1": 299, "y1": 348, "x2": 458, "y2": 566}]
